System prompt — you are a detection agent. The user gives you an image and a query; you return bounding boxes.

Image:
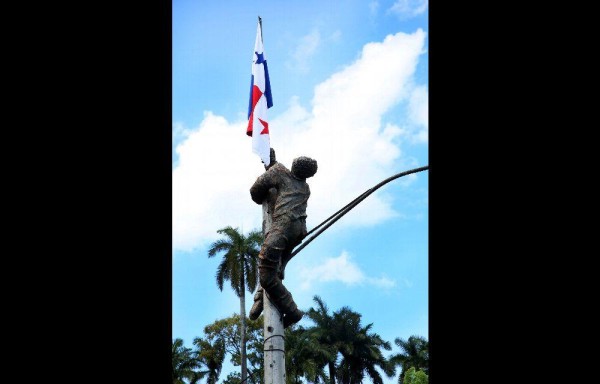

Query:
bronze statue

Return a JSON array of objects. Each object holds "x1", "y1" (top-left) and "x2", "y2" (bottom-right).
[{"x1": 249, "y1": 148, "x2": 318, "y2": 328}]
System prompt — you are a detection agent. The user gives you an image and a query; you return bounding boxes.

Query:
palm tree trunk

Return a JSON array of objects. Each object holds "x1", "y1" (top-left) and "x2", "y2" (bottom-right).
[
  {"x1": 240, "y1": 270, "x2": 248, "y2": 384},
  {"x1": 329, "y1": 361, "x2": 336, "y2": 384}
]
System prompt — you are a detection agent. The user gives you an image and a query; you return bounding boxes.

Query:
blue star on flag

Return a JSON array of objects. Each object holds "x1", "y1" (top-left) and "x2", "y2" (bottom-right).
[{"x1": 254, "y1": 51, "x2": 265, "y2": 64}]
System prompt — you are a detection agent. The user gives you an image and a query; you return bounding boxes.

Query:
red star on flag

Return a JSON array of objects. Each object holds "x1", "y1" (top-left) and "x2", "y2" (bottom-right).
[{"x1": 258, "y1": 118, "x2": 269, "y2": 135}]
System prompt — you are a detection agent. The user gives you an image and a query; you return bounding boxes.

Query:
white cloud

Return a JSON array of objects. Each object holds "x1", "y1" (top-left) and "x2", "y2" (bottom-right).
[
  {"x1": 407, "y1": 85, "x2": 428, "y2": 143},
  {"x1": 388, "y1": 0, "x2": 428, "y2": 18},
  {"x1": 301, "y1": 29, "x2": 426, "y2": 230},
  {"x1": 172, "y1": 121, "x2": 189, "y2": 142},
  {"x1": 172, "y1": 121, "x2": 195, "y2": 155},
  {"x1": 172, "y1": 112, "x2": 267, "y2": 252},
  {"x1": 286, "y1": 29, "x2": 321, "y2": 74},
  {"x1": 367, "y1": 276, "x2": 397, "y2": 289},
  {"x1": 173, "y1": 29, "x2": 427, "y2": 252},
  {"x1": 298, "y1": 251, "x2": 396, "y2": 290}
]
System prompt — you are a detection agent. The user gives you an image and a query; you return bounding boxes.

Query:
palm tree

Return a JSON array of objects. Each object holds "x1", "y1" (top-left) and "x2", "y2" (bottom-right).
[
  {"x1": 307, "y1": 297, "x2": 394, "y2": 384},
  {"x1": 193, "y1": 337, "x2": 226, "y2": 384},
  {"x1": 208, "y1": 226, "x2": 262, "y2": 384},
  {"x1": 172, "y1": 338, "x2": 202, "y2": 384},
  {"x1": 388, "y1": 335, "x2": 429, "y2": 384},
  {"x1": 306, "y1": 296, "x2": 340, "y2": 384},
  {"x1": 285, "y1": 325, "x2": 330, "y2": 384},
  {"x1": 336, "y1": 321, "x2": 393, "y2": 384}
]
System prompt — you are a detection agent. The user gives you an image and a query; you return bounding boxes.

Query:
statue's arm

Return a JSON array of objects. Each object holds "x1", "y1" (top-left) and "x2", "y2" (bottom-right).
[{"x1": 250, "y1": 172, "x2": 277, "y2": 204}]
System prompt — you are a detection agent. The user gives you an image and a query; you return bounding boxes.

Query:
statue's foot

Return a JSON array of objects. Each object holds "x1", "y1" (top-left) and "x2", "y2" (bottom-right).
[
  {"x1": 283, "y1": 308, "x2": 303, "y2": 328},
  {"x1": 249, "y1": 298, "x2": 264, "y2": 320}
]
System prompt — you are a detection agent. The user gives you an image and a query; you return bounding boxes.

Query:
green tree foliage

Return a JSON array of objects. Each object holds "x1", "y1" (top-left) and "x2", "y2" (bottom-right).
[
  {"x1": 305, "y1": 295, "x2": 341, "y2": 384},
  {"x1": 208, "y1": 226, "x2": 263, "y2": 384},
  {"x1": 193, "y1": 337, "x2": 226, "y2": 384},
  {"x1": 305, "y1": 296, "x2": 394, "y2": 384},
  {"x1": 403, "y1": 367, "x2": 428, "y2": 384},
  {"x1": 203, "y1": 314, "x2": 264, "y2": 384},
  {"x1": 284, "y1": 325, "x2": 329, "y2": 384},
  {"x1": 181, "y1": 296, "x2": 427, "y2": 384},
  {"x1": 172, "y1": 338, "x2": 203, "y2": 384},
  {"x1": 208, "y1": 226, "x2": 262, "y2": 296},
  {"x1": 335, "y1": 314, "x2": 393, "y2": 384},
  {"x1": 389, "y1": 335, "x2": 429, "y2": 384},
  {"x1": 222, "y1": 371, "x2": 242, "y2": 384}
]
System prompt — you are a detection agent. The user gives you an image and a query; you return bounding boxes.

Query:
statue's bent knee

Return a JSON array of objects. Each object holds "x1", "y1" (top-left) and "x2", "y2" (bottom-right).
[{"x1": 259, "y1": 257, "x2": 279, "y2": 289}]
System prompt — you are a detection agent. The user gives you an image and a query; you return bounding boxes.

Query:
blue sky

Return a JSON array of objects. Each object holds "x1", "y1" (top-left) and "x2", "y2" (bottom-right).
[{"x1": 172, "y1": 0, "x2": 428, "y2": 382}]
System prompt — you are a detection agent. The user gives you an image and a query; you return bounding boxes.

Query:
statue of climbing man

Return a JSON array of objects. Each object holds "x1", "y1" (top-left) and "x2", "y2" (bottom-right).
[{"x1": 248, "y1": 148, "x2": 318, "y2": 328}]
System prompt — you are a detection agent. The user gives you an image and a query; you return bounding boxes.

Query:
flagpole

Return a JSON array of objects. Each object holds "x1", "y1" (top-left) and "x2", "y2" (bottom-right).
[
  {"x1": 262, "y1": 189, "x2": 286, "y2": 384},
  {"x1": 253, "y1": 16, "x2": 285, "y2": 384},
  {"x1": 258, "y1": 16, "x2": 263, "y2": 42}
]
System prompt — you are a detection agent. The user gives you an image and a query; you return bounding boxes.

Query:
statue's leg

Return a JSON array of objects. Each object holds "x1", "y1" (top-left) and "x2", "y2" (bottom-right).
[
  {"x1": 250, "y1": 227, "x2": 280, "y2": 320},
  {"x1": 258, "y1": 234, "x2": 303, "y2": 328},
  {"x1": 249, "y1": 286, "x2": 264, "y2": 320},
  {"x1": 279, "y1": 220, "x2": 306, "y2": 280},
  {"x1": 279, "y1": 249, "x2": 291, "y2": 280}
]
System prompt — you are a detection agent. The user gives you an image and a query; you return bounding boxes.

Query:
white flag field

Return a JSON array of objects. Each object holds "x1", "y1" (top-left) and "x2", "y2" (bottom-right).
[{"x1": 246, "y1": 19, "x2": 273, "y2": 166}]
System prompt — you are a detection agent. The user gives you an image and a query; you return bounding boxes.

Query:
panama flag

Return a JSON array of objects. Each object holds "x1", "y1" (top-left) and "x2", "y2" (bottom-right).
[{"x1": 246, "y1": 18, "x2": 273, "y2": 166}]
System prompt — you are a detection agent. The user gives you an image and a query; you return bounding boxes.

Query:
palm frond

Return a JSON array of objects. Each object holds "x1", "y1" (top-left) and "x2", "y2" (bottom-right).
[
  {"x1": 245, "y1": 257, "x2": 258, "y2": 293},
  {"x1": 216, "y1": 261, "x2": 231, "y2": 291},
  {"x1": 217, "y1": 226, "x2": 243, "y2": 244},
  {"x1": 208, "y1": 239, "x2": 230, "y2": 257},
  {"x1": 246, "y1": 229, "x2": 264, "y2": 246}
]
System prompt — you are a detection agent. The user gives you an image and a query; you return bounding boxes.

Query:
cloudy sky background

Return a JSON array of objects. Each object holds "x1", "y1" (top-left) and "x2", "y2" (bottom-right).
[{"x1": 173, "y1": 1, "x2": 428, "y2": 382}]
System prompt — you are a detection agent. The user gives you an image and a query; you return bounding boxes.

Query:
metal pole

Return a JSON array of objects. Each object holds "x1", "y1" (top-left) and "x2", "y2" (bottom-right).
[
  {"x1": 262, "y1": 188, "x2": 286, "y2": 384},
  {"x1": 291, "y1": 165, "x2": 429, "y2": 258}
]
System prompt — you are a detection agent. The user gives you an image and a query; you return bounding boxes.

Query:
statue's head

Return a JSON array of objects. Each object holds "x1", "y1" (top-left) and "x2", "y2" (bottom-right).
[{"x1": 291, "y1": 156, "x2": 318, "y2": 179}]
